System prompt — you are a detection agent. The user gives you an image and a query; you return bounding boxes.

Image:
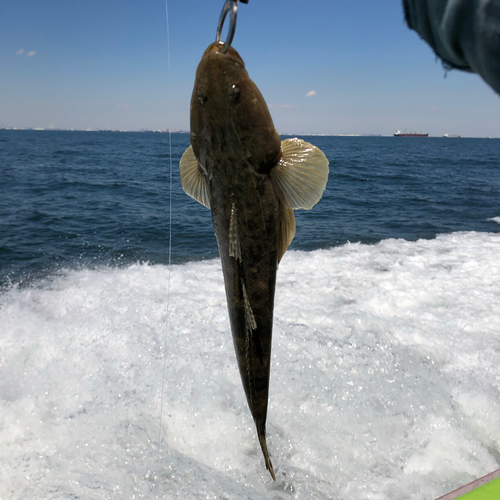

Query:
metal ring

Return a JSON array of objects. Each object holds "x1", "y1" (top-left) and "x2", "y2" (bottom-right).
[{"x1": 216, "y1": 0, "x2": 238, "y2": 54}]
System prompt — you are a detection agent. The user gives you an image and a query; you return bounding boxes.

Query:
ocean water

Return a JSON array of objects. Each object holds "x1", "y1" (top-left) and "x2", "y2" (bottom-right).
[
  {"x1": 1, "y1": 131, "x2": 499, "y2": 286},
  {"x1": 0, "y1": 131, "x2": 499, "y2": 499}
]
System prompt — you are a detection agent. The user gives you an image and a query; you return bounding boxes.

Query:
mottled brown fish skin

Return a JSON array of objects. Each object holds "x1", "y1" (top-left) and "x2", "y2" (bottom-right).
[{"x1": 189, "y1": 41, "x2": 280, "y2": 480}]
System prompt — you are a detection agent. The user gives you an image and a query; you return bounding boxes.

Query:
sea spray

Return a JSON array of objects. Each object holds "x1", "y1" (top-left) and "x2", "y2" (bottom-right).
[{"x1": 1, "y1": 232, "x2": 499, "y2": 498}]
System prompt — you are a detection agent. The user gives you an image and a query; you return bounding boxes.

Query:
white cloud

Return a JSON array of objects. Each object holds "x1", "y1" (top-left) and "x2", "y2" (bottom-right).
[
  {"x1": 16, "y1": 49, "x2": 24, "y2": 55},
  {"x1": 27, "y1": 50, "x2": 36, "y2": 57},
  {"x1": 306, "y1": 90, "x2": 317, "y2": 97}
]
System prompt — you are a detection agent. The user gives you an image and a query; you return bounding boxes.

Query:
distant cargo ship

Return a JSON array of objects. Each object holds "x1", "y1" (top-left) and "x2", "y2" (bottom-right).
[
  {"x1": 394, "y1": 130, "x2": 428, "y2": 137},
  {"x1": 443, "y1": 134, "x2": 461, "y2": 138}
]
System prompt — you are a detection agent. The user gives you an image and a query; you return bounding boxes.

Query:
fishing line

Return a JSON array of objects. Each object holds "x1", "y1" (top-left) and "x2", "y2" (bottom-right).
[{"x1": 155, "y1": 0, "x2": 172, "y2": 497}]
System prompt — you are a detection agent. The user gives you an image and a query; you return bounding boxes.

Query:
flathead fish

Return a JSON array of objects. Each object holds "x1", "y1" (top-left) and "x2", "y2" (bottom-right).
[{"x1": 179, "y1": 41, "x2": 329, "y2": 480}]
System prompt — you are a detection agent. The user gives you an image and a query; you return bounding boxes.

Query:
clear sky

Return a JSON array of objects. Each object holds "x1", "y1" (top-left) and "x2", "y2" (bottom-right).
[{"x1": 1, "y1": 0, "x2": 499, "y2": 137}]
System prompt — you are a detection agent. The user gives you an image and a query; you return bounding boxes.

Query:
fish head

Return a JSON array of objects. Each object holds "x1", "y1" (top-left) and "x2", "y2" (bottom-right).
[{"x1": 190, "y1": 41, "x2": 281, "y2": 176}]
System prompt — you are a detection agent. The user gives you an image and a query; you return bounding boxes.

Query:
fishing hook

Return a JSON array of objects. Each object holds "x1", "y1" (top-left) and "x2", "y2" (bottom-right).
[{"x1": 216, "y1": 0, "x2": 248, "y2": 53}]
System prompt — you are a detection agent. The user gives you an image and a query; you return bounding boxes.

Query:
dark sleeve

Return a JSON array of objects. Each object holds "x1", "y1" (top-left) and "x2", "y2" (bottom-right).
[{"x1": 402, "y1": 0, "x2": 500, "y2": 95}]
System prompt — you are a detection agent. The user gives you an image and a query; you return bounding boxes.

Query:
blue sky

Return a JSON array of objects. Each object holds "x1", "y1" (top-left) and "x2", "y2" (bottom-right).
[{"x1": 1, "y1": 0, "x2": 499, "y2": 136}]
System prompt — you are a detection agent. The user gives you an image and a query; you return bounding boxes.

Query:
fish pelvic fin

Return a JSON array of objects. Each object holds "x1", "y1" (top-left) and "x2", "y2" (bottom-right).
[
  {"x1": 258, "y1": 430, "x2": 276, "y2": 481},
  {"x1": 179, "y1": 145, "x2": 211, "y2": 208},
  {"x1": 271, "y1": 138, "x2": 329, "y2": 210},
  {"x1": 277, "y1": 201, "x2": 295, "y2": 264}
]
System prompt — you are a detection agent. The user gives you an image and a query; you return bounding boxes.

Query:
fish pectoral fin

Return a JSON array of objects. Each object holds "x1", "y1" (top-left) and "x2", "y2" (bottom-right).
[
  {"x1": 179, "y1": 145, "x2": 211, "y2": 208},
  {"x1": 277, "y1": 201, "x2": 296, "y2": 264},
  {"x1": 271, "y1": 138, "x2": 329, "y2": 210}
]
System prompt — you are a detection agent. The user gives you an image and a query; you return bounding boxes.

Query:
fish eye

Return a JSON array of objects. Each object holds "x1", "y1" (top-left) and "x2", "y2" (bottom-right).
[
  {"x1": 229, "y1": 84, "x2": 240, "y2": 102},
  {"x1": 197, "y1": 89, "x2": 208, "y2": 106}
]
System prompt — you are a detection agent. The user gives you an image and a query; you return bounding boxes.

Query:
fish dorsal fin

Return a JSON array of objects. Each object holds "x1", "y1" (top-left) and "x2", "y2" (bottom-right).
[
  {"x1": 229, "y1": 203, "x2": 242, "y2": 262},
  {"x1": 179, "y1": 145, "x2": 211, "y2": 209},
  {"x1": 241, "y1": 280, "x2": 257, "y2": 331},
  {"x1": 277, "y1": 201, "x2": 296, "y2": 264},
  {"x1": 271, "y1": 138, "x2": 329, "y2": 210}
]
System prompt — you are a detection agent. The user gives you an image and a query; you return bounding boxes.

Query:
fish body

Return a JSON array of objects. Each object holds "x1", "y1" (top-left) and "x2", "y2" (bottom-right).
[{"x1": 180, "y1": 41, "x2": 329, "y2": 480}]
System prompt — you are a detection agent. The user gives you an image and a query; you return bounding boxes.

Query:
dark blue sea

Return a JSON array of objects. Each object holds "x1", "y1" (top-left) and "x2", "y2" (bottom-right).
[{"x1": 1, "y1": 130, "x2": 499, "y2": 287}]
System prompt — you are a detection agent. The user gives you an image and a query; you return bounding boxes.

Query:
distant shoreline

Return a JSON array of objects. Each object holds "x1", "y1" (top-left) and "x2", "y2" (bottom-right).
[
  {"x1": 1, "y1": 128, "x2": 498, "y2": 139},
  {"x1": 0, "y1": 127, "x2": 189, "y2": 133}
]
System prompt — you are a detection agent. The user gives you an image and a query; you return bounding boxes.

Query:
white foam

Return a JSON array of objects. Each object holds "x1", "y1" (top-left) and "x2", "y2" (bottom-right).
[
  {"x1": 488, "y1": 216, "x2": 500, "y2": 225},
  {"x1": 1, "y1": 232, "x2": 499, "y2": 499}
]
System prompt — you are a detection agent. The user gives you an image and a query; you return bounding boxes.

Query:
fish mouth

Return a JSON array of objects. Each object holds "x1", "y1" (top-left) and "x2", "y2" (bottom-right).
[{"x1": 203, "y1": 41, "x2": 245, "y2": 67}]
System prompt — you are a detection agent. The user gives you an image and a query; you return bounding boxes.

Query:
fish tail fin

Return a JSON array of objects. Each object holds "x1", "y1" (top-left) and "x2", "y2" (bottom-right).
[{"x1": 258, "y1": 430, "x2": 276, "y2": 481}]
